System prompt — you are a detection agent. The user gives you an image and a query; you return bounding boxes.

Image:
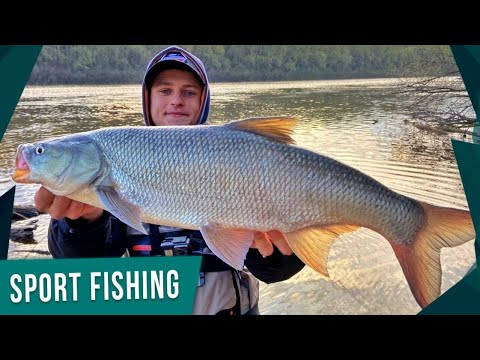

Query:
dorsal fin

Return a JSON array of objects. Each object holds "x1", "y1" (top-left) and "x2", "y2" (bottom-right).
[{"x1": 227, "y1": 116, "x2": 298, "y2": 145}]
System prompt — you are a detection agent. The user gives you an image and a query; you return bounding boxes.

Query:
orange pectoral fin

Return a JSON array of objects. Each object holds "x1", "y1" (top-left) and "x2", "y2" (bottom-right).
[{"x1": 284, "y1": 224, "x2": 360, "y2": 278}]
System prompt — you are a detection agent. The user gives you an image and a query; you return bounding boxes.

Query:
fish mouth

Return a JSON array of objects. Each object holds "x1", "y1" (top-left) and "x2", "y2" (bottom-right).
[{"x1": 12, "y1": 146, "x2": 31, "y2": 183}]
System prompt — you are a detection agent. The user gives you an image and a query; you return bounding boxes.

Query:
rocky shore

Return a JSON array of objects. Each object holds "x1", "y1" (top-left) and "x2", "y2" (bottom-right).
[{"x1": 8, "y1": 205, "x2": 51, "y2": 260}]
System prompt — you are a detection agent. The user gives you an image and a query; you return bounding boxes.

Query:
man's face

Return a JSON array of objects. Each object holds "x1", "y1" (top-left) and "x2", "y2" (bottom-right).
[{"x1": 149, "y1": 69, "x2": 203, "y2": 126}]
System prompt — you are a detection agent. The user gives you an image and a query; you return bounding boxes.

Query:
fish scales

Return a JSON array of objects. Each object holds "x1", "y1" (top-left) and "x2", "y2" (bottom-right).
[{"x1": 84, "y1": 125, "x2": 425, "y2": 242}]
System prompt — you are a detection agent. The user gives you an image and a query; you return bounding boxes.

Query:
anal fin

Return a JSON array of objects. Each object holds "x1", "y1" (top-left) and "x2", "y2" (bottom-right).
[
  {"x1": 285, "y1": 224, "x2": 360, "y2": 277},
  {"x1": 200, "y1": 224, "x2": 254, "y2": 270}
]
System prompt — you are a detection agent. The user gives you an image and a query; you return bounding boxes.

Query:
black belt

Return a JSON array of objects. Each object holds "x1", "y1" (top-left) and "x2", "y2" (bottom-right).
[{"x1": 200, "y1": 254, "x2": 234, "y2": 272}]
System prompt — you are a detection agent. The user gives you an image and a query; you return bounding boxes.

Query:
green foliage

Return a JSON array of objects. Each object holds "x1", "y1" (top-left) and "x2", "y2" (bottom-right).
[{"x1": 28, "y1": 45, "x2": 451, "y2": 84}]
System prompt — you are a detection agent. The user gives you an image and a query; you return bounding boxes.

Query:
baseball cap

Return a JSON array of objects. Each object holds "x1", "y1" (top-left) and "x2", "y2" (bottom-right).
[{"x1": 145, "y1": 50, "x2": 205, "y2": 88}]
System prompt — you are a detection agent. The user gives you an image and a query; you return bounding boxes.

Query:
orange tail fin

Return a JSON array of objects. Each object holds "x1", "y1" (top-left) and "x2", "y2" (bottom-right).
[{"x1": 391, "y1": 201, "x2": 475, "y2": 309}]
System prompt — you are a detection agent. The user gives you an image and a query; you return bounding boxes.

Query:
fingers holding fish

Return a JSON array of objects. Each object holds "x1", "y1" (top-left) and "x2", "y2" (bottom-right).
[
  {"x1": 34, "y1": 186, "x2": 103, "y2": 221},
  {"x1": 47, "y1": 195, "x2": 76, "y2": 220},
  {"x1": 74, "y1": 204, "x2": 104, "y2": 222},
  {"x1": 267, "y1": 230, "x2": 293, "y2": 256},
  {"x1": 251, "y1": 231, "x2": 274, "y2": 257},
  {"x1": 251, "y1": 231, "x2": 293, "y2": 256},
  {"x1": 34, "y1": 186, "x2": 55, "y2": 213}
]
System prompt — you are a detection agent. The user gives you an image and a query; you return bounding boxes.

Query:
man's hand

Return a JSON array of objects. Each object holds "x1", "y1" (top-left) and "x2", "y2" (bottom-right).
[
  {"x1": 34, "y1": 186, "x2": 104, "y2": 223},
  {"x1": 251, "y1": 230, "x2": 293, "y2": 257}
]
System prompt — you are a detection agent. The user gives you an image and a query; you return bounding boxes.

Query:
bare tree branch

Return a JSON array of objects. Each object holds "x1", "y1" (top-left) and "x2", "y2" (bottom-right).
[{"x1": 390, "y1": 46, "x2": 476, "y2": 134}]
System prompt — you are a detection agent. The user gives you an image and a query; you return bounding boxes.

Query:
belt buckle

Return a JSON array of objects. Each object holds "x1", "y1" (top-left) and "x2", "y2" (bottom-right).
[{"x1": 197, "y1": 271, "x2": 205, "y2": 287}]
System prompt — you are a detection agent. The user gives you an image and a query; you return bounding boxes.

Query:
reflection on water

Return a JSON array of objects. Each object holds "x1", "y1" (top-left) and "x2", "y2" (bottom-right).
[{"x1": 1, "y1": 79, "x2": 470, "y2": 210}]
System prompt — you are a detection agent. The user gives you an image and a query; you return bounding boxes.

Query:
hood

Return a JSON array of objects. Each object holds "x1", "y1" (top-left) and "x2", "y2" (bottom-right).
[{"x1": 142, "y1": 45, "x2": 211, "y2": 126}]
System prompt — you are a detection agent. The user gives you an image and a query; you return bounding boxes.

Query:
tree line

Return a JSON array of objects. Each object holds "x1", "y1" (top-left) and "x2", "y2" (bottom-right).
[{"x1": 28, "y1": 45, "x2": 453, "y2": 84}]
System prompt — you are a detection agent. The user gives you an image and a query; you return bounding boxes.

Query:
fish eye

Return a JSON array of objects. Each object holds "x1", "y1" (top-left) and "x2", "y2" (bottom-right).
[{"x1": 35, "y1": 145, "x2": 45, "y2": 155}]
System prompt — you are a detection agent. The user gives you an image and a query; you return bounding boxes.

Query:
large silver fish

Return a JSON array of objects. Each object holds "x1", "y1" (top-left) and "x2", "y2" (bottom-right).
[{"x1": 12, "y1": 117, "x2": 475, "y2": 309}]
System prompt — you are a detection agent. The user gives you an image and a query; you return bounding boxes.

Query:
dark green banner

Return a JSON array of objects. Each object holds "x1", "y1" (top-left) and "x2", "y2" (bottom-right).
[
  {"x1": 0, "y1": 256, "x2": 201, "y2": 315},
  {"x1": 0, "y1": 45, "x2": 42, "y2": 140}
]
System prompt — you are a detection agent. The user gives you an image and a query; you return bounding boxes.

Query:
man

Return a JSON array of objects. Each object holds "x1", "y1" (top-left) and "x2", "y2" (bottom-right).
[{"x1": 34, "y1": 45, "x2": 305, "y2": 315}]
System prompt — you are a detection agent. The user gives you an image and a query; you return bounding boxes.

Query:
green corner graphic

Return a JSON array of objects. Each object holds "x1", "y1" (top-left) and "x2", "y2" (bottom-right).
[
  {"x1": 451, "y1": 46, "x2": 480, "y2": 118},
  {"x1": 0, "y1": 45, "x2": 42, "y2": 260},
  {"x1": 420, "y1": 45, "x2": 480, "y2": 314},
  {"x1": 451, "y1": 45, "x2": 480, "y2": 145},
  {"x1": 0, "y1": 46, "x2": 13, "y2": 62},
  {"x1": 0, "y1": 45, "x2": 42, "y2": 140}
]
